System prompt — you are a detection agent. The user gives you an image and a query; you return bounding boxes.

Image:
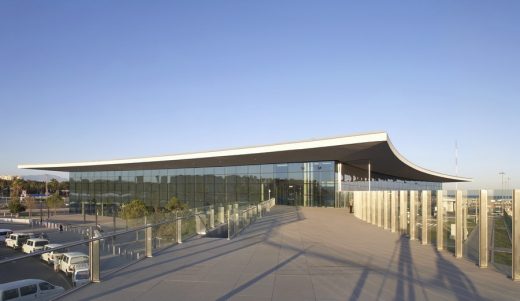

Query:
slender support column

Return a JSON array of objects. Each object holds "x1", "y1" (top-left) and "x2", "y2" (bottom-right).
[
  {"x1": 368, "y1": 161, "x2": 371, "y2": 192},
  {"x1": 377, "y1": 191, "x2": 383, "y2": 227},
  {"x1": 479, "y1": 190, "x2": 488, "y2": 268},
  {"x1": 176, "y1": 218, "x2": 182, "y2": 244},
  {"x1": 218, "y1": 206, "x2": 224, "y2": 224},
  {"x1": 364, "y1": 191, "x2": 368, "y2": 222},
  {"x1": 366, "y1": 191, "x2": 370, "y2": 223},
  {"x1": 89, "y1": 238, "x2": 100, "y2": 282},
  {"x1": 513, "y1": 190, "x2": 520, "y2": 280},
  {"x1": 437, "y1": 190, "x2": 444, "y2": 251},
  {"x1": 391, "y1": 191, "x2": 397, "y2": 233},
  {"x1": 421, "y1": 191, "x2": 429, "y2": 245},
  {"x1": 455, "y1": 190, "x2": 463, "y2": 258},
  {"x1": 145, "y1": 224, "x2": 153, "y2": 258},
  {"x1": 210, "y1": 208, "x2": 215, "y2": 229},
  {"x1": 409, "y1": 191, "x2": 416, "y2": 240},
  {"x1": 372, "y1": 191, "x2": 376, "y2": 225},
  {"x1": 383, "y1": 191, "x2": 389, "y2": 230},
  {"x1": 399, "y1": 191, "x2": 407, "y2": 235}
]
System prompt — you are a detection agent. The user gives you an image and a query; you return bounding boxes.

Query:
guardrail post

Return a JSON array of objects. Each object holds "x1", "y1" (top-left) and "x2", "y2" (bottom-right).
[
  {"x1": 422, "y1": 191, "x2": 429, "y2": 245},
  {"x1": 399, "y1": 191, "x2": 407, "y2": 235},
  {"x1": 455, "y1": 190, "x2": 463, "y2": 258},
  {"x1": 513, "y1": 190, "x2": 520, "y2": 280},
  {"x1": 409, "y1": 191, "x2": 416, "y2": 240},
  {"x1": 391, "y1": 191, "x2": 397, "y2": 233},
  {"x1": 210, "y1": 208, "x2": 215, "y2": 229},
  {"x1": 437, "y1": 190, "x2": 444, "y2": 251},
  {"x1": 89, "y1": 238, "x2": 100, "y2": 283},
  {"x1": 479, "y1": 190, "x2": 488, "y2": 268},
  {"x1": 176, "y1": 218, "x2": 182, "y2": 244},
  {"x1": 218, "y1": 206, "x2": 224, "y2": 224},
  {"x1": 145, "y1": 224, "x2": 153, "y2": 258}
]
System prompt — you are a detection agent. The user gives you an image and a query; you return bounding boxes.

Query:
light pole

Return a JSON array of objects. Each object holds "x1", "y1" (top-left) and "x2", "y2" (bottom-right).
[{"x1": 499, "y1": 171, "x2": 505, "y2": 199}]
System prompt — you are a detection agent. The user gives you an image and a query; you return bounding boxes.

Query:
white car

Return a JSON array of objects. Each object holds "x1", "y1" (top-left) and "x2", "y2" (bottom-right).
[
  {"x1": 40, "y1": 244, "x2": 67, "y2": 264},
  {"x1": 72, "y1": 268, "x2": 90, "y2": 287},
  {"x1": 4, "y1": 233, "x2": 35, "y2": 249},
  {"x1": 0, "y1": 229, "x2": 13, "y2": 244},
  {"x1": 0, "y1": 279, "x2": 64, "y2": 301},
  {"x1": 22, "y1": 238, "x2": 49, "y2": 254},
  {"x1": 57, "y1": 252, "x2": 89, "y2": 275}
]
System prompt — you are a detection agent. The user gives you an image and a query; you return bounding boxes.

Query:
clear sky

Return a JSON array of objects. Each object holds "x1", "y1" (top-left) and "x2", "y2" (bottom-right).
[{"x1": 0, "y1": 1, "x2": 518, "y2": 189}]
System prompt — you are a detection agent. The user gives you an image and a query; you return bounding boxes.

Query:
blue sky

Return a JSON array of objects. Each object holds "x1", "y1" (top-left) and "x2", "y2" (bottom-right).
[{"x1": 0, "y1": 1, "x2": 518, "y2": 189}]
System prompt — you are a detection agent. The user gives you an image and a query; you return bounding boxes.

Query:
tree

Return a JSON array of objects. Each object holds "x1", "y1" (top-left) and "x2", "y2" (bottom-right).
[
  {"x1": 48, "y1": 178, "x2": 59, "y2": 194},
  {"x1": 10, "y1": 178, "x2": 24, "y2": 199},
  {"x1": 46, "y1": 193, "x2": 64, "y2": 216},
  {"x1": 24, "y1": 196, "x2": 36, "y2": 219},
  {"x1": 165, "y1": 197, "x2": 188, "y2": 212},
  {"x1": 8, "y1": 198, "x2": 25, "y2": 216},
  {"x1": 121, "y1": 200, "x2": 148, "y2": 220}
]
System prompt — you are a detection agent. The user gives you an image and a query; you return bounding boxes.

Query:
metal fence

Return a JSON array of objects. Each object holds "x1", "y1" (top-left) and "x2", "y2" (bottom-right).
[
  {"x1": 345, "y1": 189, "x2": 520, "y2": 281},
  {"x1": 0, "y1": 199, "x2": 276, "y2": 299}
]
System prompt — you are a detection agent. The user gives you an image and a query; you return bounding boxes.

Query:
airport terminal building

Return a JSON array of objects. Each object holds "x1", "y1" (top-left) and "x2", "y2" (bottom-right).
[{"x1": 19, "y1": 132, "x2": 468, "y2": 213}]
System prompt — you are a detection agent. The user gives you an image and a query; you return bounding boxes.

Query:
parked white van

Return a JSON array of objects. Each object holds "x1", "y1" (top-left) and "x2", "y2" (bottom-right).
[
  {"x1": 40, "y1": 244, "x2": 67, "y2": 264},
  {"x1": 72, "y1": 268, "x2": 90, "y2": 287},
  {"x1": 0, "y1": 279, "x2": 64, "y2": 301},
  {"x1": 57, "y1": 252, "x2": 89, "y2": 275},
  {"x1": 0, "y1": 229, "x2": 13, "y2": 244},
  {"x1": 4, "y1": 233, "x2": 36, "y2": 249},
  {"x1": 21, "y1": 238, "x2": 49, "y2": 254}
]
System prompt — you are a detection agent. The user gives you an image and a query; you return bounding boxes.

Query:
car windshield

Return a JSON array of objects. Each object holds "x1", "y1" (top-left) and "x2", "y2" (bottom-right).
[
  {"x1": 76, "y1": 271, "x2": 89, "y2": 280},
  {"x1": 71, "y1": 256, "x2": 88, "y2": 264}
]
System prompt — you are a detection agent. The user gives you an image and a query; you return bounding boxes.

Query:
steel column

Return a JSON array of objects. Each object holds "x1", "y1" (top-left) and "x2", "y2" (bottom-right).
[
  {"x1": 383, "y1": 191, "x2": 389, "y2": 230},
  {"x1": 377, "y1": 191, "x2": 383, "y2": 227},
  {"x1": 422, "y1": 191, "x2": 429, "y2": 245},
  {"x1": 145, "y1": 224, "x2": 153, "y2": 258},
  {"x1": 391, "y1": 191, "x2": 397, "y2": 233},
  {"x1": 410, "y1": 191, "x2": 416, "y2": 240},
  {"x1": 437, "y1": 190, "x2": 444, "y2": 251},
  {"x1": 455, "y1": 190, "x2": 463, "y2": 258},
  {"x1": 400, "y1": 191, "x2": 407, "y2": 235},
  {"x1": 479, "y1": 190, "x2": 488, "y2": 268},
  {"x1": 89, "y1": 238, "x2": 100, "y2": 282}
]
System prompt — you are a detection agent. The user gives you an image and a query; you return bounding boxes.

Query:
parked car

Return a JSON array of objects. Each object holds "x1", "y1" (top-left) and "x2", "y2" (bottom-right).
[
  {"x1": 4, "y1": 233, "x2": 36, "y2": 249},
  {"x1": 0, "y1": 229, "x2": 13, "y2": 244},
  {"x1": 21, "y1": 238, "x2": 49, "y2": 254},
  {"x1": 40, "y1": 244, "x2": 68, "y2": 264},
  {"x1": 0, "y1": 279, "x2": 64, "y2": 301},
  {"x1": 72, "y1": 268, "x2": 90, "y2": 287},
  {"x1": 57, "y1": 252, "x2": 89, "y2": 275}
]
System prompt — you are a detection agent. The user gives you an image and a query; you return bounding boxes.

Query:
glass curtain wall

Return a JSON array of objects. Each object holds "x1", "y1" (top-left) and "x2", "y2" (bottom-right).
[
  {"x1": 69, "y1": 161, "x2": 337, "y2": 213},
  {"x1": 340, "y1": 163, "x2": 442, "y2": 191}
]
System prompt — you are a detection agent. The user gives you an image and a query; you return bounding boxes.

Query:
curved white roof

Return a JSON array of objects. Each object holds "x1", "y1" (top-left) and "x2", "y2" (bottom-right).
[{"x1": 18, "y1": 132, "x2": 470, "y2": 182}]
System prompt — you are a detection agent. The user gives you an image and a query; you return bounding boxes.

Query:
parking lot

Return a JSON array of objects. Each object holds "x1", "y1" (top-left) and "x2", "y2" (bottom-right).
[{"x1": 1, "y1": 220, "x2": 148, "y2": 292}]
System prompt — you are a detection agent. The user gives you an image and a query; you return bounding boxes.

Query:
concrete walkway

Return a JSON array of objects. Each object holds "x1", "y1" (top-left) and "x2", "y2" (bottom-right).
[{"x1": 62, "y1": 206, "x2": 520, "y2": 301}]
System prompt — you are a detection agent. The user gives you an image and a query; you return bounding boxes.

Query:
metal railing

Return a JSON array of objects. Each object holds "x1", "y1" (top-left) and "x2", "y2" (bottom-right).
[
  {"x1": 0, "y1": 200, "x2": 275, "y2": 299},
  {"x1": 346, "y1": 189, "x2": 520, "y2": 281},
  {"x1": 227, "y1": 198, "x2": 275, "y2": 239}
]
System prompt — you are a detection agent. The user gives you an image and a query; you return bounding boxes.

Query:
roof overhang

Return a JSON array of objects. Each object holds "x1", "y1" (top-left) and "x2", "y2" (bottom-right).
[{"x1": 18, "y1": 132, "x2": 471, "y2": 182}]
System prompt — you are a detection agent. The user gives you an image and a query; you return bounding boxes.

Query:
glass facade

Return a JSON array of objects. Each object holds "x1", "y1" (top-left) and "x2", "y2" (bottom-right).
[
  {"x1": 69, "y1": 161, "x2": 443, "y2": 214},
  {"x1": 340, "y1": 163, "x2": 442, "y2": 191},
  {"x1": 69, "y1": 161, "x2": 337, "y2": 214}
]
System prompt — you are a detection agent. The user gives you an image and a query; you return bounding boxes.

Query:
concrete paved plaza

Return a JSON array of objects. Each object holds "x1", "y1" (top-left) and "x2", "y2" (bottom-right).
[{"x1": 62, "y1": 206, "x2": 520, "y2": 301}]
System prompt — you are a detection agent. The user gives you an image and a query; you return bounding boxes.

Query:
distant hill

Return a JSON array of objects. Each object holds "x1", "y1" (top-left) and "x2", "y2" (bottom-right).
[{"x1": 21, "y1": 174, "x2": 68, "y2": 182}]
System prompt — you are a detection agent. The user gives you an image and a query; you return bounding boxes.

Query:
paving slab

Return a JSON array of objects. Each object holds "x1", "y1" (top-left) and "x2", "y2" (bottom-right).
[{"x1": 60, "y1": 206, "x2": 520, "y2": 301}]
